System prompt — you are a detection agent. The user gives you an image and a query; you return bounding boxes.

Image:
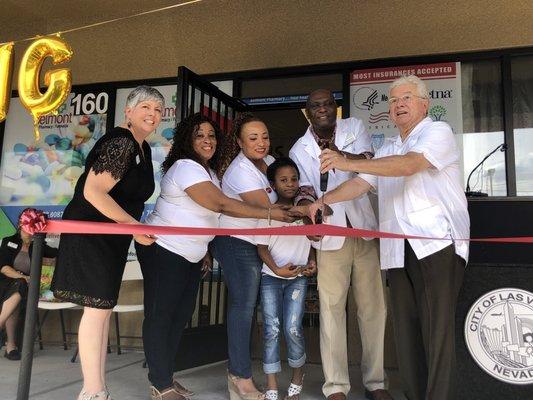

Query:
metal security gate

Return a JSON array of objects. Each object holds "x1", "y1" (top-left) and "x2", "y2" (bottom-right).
[
  {"x1": 174, "y1": 66, "x2": 249, "y2": 370},
  {"x1": 177, "y1": 66, "x2": 248, "y2": 134}
]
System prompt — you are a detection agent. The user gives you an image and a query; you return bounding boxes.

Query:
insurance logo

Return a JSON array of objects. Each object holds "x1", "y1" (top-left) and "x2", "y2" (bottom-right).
[{"x1": 465, "y1": 288, "x2": 533, "y2": 385}]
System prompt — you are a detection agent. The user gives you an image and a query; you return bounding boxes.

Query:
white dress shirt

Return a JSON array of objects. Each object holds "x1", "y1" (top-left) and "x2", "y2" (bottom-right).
[
  {"x1": 289, "y1": 117, "x2": 378, "y2": 251},
  {"x1": 359, "y1": 117, "x2": 470, "y2": 269}
]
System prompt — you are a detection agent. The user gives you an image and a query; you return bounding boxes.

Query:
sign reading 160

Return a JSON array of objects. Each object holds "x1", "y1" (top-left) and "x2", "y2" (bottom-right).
[{"x1": 70, "y1": 93, "x2": 108, "y2": 115}]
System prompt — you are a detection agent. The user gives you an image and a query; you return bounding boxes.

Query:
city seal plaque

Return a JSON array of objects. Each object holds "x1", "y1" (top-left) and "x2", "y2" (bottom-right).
[{"x1": 465, "y1": 288, "x2": 533, "y2": 385}]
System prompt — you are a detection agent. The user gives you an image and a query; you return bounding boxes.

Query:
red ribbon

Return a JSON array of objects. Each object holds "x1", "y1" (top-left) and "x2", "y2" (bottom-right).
[
  {"x1": 26, "y1": 218, "x2": 533, "y2": 244},
  {"x1": 19, "y1": 208, "x2": 48, "y2": 235}
]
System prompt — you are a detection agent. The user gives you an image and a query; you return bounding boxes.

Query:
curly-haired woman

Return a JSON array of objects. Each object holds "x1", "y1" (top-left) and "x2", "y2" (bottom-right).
[{"x1": 136, "y1": 113, "x2": 295, "y2": 400}]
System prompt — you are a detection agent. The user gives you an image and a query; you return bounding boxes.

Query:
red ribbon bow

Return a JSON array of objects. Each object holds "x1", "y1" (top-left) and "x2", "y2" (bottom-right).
[{"x1": 19, "y1": 208, "x2": 48, "y2": 235}]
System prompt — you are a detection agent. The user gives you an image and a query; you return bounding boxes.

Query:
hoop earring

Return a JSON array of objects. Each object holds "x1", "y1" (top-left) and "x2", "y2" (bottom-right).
[{"x1": 127, "y1": 120, "x2": 132, "y2": 128}]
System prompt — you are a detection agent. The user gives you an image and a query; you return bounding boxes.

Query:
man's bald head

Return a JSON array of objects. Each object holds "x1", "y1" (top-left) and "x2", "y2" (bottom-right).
[
  {"x1": 305, "y1": 89, "x2": 335, "y2": 111},
  {"x1": 305, "y1": 89, "x2": 337, "y2": 136}
]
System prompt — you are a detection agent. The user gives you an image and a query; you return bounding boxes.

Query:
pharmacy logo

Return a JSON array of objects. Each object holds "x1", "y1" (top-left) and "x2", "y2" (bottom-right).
[
  {"x1": 465, "y1": 288, "x2": 533, "y2": 385},
  {"x1": 352, "y1": 87, "x2": 380, "y2": 111},
  {"x1": 429, "y1": 105, "x2": 447, "y2": 121}
]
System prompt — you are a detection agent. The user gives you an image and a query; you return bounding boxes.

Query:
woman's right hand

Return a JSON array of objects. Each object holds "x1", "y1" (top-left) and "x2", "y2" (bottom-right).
[
  {"x1": 270, "y1": 207, "x2": 296, "y2": 223},
  {"x1": 129, "y1": 220, "x2": 156, "y2": 246},
  {"x1": 133, "y1": 233, "x2": 156, "y2": 246}
]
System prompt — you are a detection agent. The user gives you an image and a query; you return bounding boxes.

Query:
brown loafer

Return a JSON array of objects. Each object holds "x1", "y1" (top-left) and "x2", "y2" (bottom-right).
[
  {"x1": 365, "y1": 389, "x2": 394, "y2": 400},
  {"x1": 327, "y1": 393, "x2": 346, "y2": 400}
]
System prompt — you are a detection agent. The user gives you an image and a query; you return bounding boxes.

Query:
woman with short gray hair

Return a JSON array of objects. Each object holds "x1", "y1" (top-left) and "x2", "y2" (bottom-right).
[{"x1": 51, "y1": 85, "x2": 164, "y2": 400}]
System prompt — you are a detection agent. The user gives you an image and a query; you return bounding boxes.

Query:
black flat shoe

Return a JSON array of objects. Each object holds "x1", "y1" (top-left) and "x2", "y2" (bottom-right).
[{"x1": 5, "y1": 349, "x2": 21, "y2": 360}]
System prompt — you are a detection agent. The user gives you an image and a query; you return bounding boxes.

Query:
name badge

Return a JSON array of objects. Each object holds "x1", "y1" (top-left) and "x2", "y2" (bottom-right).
[
  {"x1": 342, "y1": 131, "x2": 357, "y2": 150},
  {"x1": 135, "y1": 154, "x2": 141, "y2": 165},
  {"x1": 7, "y1": 242, "x2": 19, "y2": 249}
]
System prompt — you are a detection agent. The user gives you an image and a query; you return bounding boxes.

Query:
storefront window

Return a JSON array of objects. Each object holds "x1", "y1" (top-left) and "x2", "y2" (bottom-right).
[
  {"x1": 461, "y1": 60, "x2": 506, "y2": 196},
  {"x1": 511, "y1": 56, "x2": 533, "y2": 196}
]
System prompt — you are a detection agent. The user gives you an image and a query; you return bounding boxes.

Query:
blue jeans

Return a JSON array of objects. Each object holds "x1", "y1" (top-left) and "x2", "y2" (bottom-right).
[
  {"x1": 213, "y1": 236, "x2": 262, "y2": 378},
  {"x1": 260, "y1": 274, "x2": 307, "y2": 374}
]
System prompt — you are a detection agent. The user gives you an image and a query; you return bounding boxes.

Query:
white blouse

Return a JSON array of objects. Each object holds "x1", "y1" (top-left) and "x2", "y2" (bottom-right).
[
  {"x1": 219, "y1": 151, "x2": 277, "y2": 244},
  {"x1": 147, "y1": 159, "x2": 221, "y2": 263}
]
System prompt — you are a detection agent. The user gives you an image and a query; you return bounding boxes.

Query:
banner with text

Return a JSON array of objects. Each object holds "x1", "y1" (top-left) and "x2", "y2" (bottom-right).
[{"x1": 349, "y1": 62, "x2": 462, "y2": 151}]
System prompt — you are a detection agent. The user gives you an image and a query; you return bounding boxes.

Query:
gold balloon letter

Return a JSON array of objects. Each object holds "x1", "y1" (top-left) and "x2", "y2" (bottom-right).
[
  {"x1": 0, "y1": 42, "x2": 14, "y2": 123},
  {"x1": 18, "y1": 35, "x2": 73, "y2": 140}
]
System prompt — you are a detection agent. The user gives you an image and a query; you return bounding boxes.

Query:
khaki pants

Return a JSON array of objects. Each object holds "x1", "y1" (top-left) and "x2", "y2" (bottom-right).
[{"x1": 317, "y1": 237, "x2": 387, "y2": 397}]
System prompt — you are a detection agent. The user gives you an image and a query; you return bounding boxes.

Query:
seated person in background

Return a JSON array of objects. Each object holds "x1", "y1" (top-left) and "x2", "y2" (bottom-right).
[
  {"x1": 256, "y1": 158, "x2": 317, "y2": 400},
  {"x1": 0, "y1": 208, "x2": 57, "y2": 360}
]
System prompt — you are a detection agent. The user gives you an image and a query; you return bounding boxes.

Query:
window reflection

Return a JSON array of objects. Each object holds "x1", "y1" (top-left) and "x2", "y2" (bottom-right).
[
  {"x1": 460, "y1": 60, "x2": 506, "y2": 196},
  {"x1": 512, "y1": 56, "x2": 533, "y2": 196}
]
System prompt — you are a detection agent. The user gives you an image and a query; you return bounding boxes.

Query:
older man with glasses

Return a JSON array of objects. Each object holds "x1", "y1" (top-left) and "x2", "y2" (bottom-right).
[{"x1": 309, "y1": 75, "x2": 470, "y2": 400}]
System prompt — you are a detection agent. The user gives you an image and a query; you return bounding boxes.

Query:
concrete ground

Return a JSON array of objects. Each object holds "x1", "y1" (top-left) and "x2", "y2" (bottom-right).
[{"x1": 0, "y1": 346, "x2": 407, "y2": 400}]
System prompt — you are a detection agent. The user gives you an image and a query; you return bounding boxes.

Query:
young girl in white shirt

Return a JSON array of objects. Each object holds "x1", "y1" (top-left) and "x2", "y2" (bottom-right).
[{"x1": 256, "y1": 158, "x2": 316, "y2": 400}]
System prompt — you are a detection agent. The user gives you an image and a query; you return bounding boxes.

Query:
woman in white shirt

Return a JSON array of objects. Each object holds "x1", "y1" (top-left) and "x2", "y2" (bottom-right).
[
  {"x1": 215, "y1": 113, "x2": 278, "y2": 400},
  {"x1": 136, "y1": 113, "x2": 293, "y2": 400}
]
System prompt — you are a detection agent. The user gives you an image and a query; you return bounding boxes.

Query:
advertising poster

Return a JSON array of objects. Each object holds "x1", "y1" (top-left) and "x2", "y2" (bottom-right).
[
  {"x1": 0, "y1": 89, "x2": 111, "y2": 230},
  {"x1": 349, "y1": 62, "x2": 462, "y2": 151}
]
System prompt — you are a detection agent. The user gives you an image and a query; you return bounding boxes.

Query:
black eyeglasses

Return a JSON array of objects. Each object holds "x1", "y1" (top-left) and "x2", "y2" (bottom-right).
[{"x1": 308, "y1": 100, "x2": 336, "y2": 112}]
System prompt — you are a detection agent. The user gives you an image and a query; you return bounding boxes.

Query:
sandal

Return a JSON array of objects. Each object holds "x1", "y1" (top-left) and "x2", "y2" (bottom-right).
[
  {"x1": 284, "y1": 374, "x2": 304, "y2": 400},
  {"x1": 150, "y1": 386, "x2": 186, "y2": 400},
  {"x1": 227, "y1": 373, "x2": 265, "y2": 400},
  {"x1": 172, "y1": 380, "x2": 194, "y2": 397},
  {"x1": 77, "y1": 390, "x2": 110, "y2": 400},
  {"x1": 265, "y1": 389, "x2": 278, "y2": 400}
]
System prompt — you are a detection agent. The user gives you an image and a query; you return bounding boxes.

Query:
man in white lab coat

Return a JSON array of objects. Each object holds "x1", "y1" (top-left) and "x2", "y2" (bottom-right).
[{"x1": 289, "y1": 89, "x2": 391, "y2": 400}]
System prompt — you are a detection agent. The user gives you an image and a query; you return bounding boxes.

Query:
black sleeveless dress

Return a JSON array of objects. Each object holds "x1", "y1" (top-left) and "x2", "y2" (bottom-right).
[{"x1": 51, "y1": 127, "x2": 154, "y2": 309}]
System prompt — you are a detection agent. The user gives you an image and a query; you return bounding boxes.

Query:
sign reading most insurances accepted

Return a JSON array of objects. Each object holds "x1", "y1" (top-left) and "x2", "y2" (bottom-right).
[
  {"x1": 465, "y1": 288, "x2": 533, "y2": 385},
  {"x1": 0, "y1": 90, "x2": 109, "y2": 227},
  {"x1": 349, "y1": 62, "x2": 462, "y2": 152}
]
